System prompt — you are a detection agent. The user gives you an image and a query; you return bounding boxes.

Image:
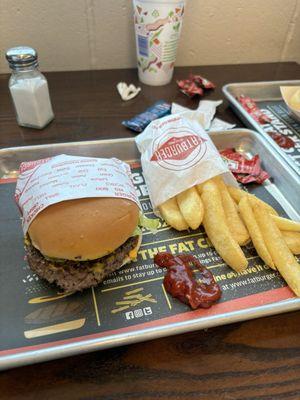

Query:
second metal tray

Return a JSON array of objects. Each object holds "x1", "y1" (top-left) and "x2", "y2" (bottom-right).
[{"x1": 223, "y1": 80, "x2": 300, "y2": 176}]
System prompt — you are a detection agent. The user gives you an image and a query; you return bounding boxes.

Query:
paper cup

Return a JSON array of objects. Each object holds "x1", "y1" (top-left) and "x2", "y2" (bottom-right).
[{"x1": 133, "y1": 0, "x2": 185, "y2": 86}]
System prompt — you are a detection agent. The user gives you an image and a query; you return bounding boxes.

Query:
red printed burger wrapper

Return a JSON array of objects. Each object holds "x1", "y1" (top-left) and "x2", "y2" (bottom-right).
[
  {"x1": 135, "y1": 114, "x2": 237, "y2": 210},
  {"x1": 15, "y1": 155, "x2": 139, "y2": 234}
]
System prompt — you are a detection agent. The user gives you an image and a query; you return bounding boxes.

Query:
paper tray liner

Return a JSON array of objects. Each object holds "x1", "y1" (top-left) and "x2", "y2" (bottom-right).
[
  {"x1": 257, "y1": 99, "x2": 300, "y2": 169},
  {"x1": 0, "y1": 163, "x2": 297, "y2": 363}
]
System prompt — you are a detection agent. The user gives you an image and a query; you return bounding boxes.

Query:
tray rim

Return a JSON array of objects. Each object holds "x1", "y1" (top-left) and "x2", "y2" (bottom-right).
[
  {"x1": 1, "y1": 129, "x2": 299, "y2": 370},
  {"x1": 0, "y1": 136, "x2": 137, "y2": 153},
  {"x1": 2, "y1": 296, "x2": 300, "y2": 370},
  {"x1": 222, "y1": 80, "x2": 300, "y2": 176},
  {"x1": 1, "y1": 128, "x2": 299, "y2": 187}
]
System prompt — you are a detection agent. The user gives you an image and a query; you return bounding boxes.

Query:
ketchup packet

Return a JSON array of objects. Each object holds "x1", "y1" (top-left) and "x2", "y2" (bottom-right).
[
  {"x1": 237, "y1": 95, "x2": 271, "y2": 124},
  {"x1": 220, "y1": 149, "x2": 261, "y2": 176},
  {"x1": 267, "y1": 131, "x2": 295, "y2": 149},
  {"x1": 220, "y1": 148, "x2": 270, "y2": 185},
  {"x1": 135, "y1": 114, "x2": 236, "y2": 210},
  {"x1": 15, "y1": 155, "x2": 139, "y2": 234},
  {"x1": 177, "y1": 74, "x2": 215, "y2": 98},
  {"x1": 234, "y1": 170, "x2": 270, "y2": 185}
]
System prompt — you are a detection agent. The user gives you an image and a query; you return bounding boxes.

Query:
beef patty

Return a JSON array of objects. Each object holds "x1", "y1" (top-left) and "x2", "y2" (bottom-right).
[{"x1": 25, "y1": 236, "x2": 139, "y2": 292}]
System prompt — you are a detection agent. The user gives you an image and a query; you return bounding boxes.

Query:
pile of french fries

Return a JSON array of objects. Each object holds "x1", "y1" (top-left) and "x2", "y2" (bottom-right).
[{"x1": 159, "y1": 176, "x2": 300, "y2": 296}]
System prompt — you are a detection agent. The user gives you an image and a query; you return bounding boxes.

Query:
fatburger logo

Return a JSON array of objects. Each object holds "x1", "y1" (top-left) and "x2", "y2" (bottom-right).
[
  {"x1": 151, "y1": 135, "x2": 204, "y2": 162},
  {"x1": 19, "y1": 157, "x2": 51, "y2": 173},
  {"x1": 150, "y1": 126, "x2": 208, "y2": 171}
]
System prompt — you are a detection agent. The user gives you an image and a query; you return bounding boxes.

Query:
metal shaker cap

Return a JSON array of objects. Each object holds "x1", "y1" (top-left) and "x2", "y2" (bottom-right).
[{"x1": 5, "y1": 46, "x2": 38, "y2": 70}]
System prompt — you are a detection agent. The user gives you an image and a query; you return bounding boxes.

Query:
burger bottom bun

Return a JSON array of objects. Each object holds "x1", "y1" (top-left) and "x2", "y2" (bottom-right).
[{"x1": 26, "y1": 235, "x2": 142, "y2": 292}]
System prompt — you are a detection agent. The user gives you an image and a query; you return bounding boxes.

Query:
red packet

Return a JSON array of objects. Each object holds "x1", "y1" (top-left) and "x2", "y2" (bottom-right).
[
  {"x1": 177, "y1": 74, "x2": 215, "y2": 98},
  {"x1": 220, "y1": 149, "x2": 270, "y2": 185},
  {"x1": 233, "y1": 170, "x2": 270, "y2": 185},
  {"x1": 267, "y1": 132, "x2": 295, "y2": 149},
  {"x1": 237, "y1": 95, "x2": 271, "y2": 124},
  {"x1": 220, "y1": 149, "x2": 261, "y2": 176}
]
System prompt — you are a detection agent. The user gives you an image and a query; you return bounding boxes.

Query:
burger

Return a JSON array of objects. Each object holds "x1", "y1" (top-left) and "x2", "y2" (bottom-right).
[{"x1": 25, "y1": 197, "x2": 141, "y2": 292}]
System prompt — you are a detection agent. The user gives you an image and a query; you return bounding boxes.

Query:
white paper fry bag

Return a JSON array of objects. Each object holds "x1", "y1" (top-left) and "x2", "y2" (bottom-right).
[
  {"x1": 135, "y1": 114, "x2": 236, "y2": 210},
  {"x1": 15, "y1": 155, "x2": 139, "y2": 234}
]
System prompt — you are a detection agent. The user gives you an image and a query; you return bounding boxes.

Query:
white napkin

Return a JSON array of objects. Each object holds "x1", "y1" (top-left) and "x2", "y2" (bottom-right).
[
  {"x1": 171, "y1": 99, "x2": 235, "y2": 131},
  {"x1": 117, "y1": 82, "x2": 141, "y2": 101}
]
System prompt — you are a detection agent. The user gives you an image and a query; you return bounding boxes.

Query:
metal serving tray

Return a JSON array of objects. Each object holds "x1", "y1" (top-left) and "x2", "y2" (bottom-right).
[
  {"x1": 223, "y1": 80, "x2": 300, "y2": 176},
  {"x1": 0, "y1": 129, "x2": 300, "y2": 371}
]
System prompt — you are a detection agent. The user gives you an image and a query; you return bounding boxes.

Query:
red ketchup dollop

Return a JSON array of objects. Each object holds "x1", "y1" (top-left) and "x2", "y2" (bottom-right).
[{"x1": 154, "y1": 252, "x2": 221, "y2": 310}]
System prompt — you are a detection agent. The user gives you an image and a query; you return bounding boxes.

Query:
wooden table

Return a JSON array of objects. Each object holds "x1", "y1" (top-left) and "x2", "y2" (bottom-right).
[{"x1": 1, "y1": 63, "x2": 300, "y2": 399}]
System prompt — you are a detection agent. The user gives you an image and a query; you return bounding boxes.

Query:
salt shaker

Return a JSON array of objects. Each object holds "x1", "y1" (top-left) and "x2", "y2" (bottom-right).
[{"x1": 5, "y1": 46, "x2": 54, "y2": 129}]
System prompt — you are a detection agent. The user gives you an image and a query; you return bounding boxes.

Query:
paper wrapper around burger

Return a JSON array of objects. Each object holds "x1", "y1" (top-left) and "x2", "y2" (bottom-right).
[
  {"x1": 135, "y1": 114, "x2": 237, "y2": 213},
  {"x1": 15, "y1": 155, "x2": 140, "y2": 234},
  {"x1": 280, "y1": 86, "x2": 300, "y2": 122}
]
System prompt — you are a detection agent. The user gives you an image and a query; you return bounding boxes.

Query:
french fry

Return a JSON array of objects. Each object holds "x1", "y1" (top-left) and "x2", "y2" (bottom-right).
[
  {"x1": 252, "y1": 203, "x2": 300, "y2": 296},
  {"x1": 226, "y1": 186, "x2": 247, "y2": 203},
  {"x1": 227, "y1": 186, "x2": 278, "y2": 216},
  {"x1": 238, "y1": 197, "x2": 275, "y2": 269},
  {"x1": 196, "y1": 182, "x2": 205, "y2": 195},
  {"x1": 159, "y1": 197, "x2": 189, "y2": 231},
  {"x1": 282, "y1": 231, "x2": 300, "y2": 255},
  {"x1": 214, "y1": 177, "x2": 250, "y2": 245},
  {"x1": 271, "y1": 215, "x2": 300, "y2": 232},
  {"x1": 176, "y1": 187, "x2": 204, "y2": 230},
  {"x1": 201, "y1": 180, "x2": 248, "y2": 272}
]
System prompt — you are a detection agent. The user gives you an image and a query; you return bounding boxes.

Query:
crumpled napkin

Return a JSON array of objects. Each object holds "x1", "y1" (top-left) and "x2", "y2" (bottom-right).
[
  {"x1": 171, "y1": 100, "x2": 235, "y2": 131},
  {"x1": 117, "y1": 82, "x2": 141, "y2": 101}
]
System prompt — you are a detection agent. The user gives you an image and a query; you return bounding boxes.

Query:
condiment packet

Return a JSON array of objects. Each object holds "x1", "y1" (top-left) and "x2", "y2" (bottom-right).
[
  {"x1": 177, "y1": 74, "x2": 215, "y2": 97},
  {"x1": 280, "y1": 86, "x2": 300, "y2": 121},
  {"x1": 267, "y1": 131, "x2": 295, "y2": 149},
  {"x1": 220, "y1": 149, "x2": 261, "y2": 176},
  {"x1": 220, "y1": 149, "x2": 270, "y2": 185},
  {"x1": 122, "y1": 100, "x2": 171, "y2": 132},
  {"x1": 237, "y1": 95, "x2": 271, "y2": 124},
  {"x1": 15, "y1": 155, "x2": 139, "y2": 234},
  {"x1": 135, "y1": 114, "x2": 237, "y2": 211},
  {"x1": 234, "y1": 170, "x2": 270, "y2": 185},
  {"x1": 171, "y1": 100, "x2": 223, "y2": 130}
]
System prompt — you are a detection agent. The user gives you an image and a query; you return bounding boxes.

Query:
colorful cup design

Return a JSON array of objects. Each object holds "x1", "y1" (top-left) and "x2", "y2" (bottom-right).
[{"x1": 133, "y1": 0, "x2": 185, "y2": 86}]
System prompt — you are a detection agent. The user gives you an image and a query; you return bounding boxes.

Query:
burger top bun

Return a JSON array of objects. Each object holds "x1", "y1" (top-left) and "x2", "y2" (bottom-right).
[{"x1": 28, "y1": 197, "x2": 140, "y2": 261}]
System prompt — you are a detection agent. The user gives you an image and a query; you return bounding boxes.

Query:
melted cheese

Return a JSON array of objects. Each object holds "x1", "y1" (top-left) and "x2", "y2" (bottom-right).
[
  {"x1": 92, "y1": 262, "x2": 104, "y2": 273},
  {"x1": 129, "y1": 248, "x2": 138, "y2": 260}
]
